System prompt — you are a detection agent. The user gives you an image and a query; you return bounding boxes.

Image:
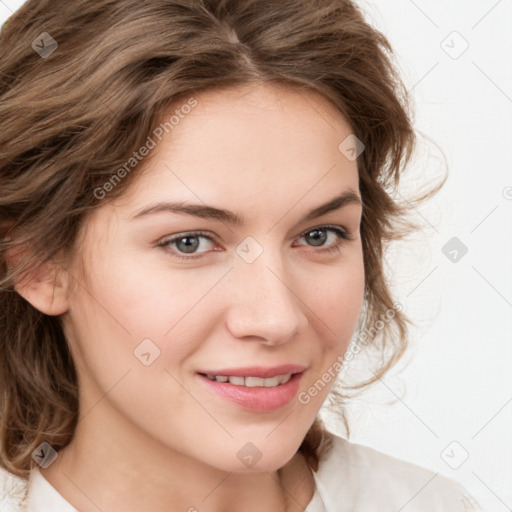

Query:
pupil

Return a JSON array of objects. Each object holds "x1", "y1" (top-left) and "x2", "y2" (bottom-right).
[
  {"x1": 177, "y1": 236, "x2": 199, "y2": 253},
  {"x1": 307, "y1": 229, "x2": 326, "y2": 247}
]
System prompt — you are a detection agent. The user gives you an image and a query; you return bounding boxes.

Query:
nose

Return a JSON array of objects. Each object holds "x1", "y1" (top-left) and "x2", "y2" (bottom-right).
[{"x1": 224, "y1": 253, "x2": 309, "y2": 345}]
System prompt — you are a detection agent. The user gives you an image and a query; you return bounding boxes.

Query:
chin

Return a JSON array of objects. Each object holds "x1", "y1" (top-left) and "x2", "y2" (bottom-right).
[{"x1": 218, "y1": 436, "x2": 304, "y2": 474}]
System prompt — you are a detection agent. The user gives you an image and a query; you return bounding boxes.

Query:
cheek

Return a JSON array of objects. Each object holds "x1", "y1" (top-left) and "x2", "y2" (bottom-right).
[
  {"x1": 305, "y1": 252, "x2": 365, "y2": 349},
  {"x1": 86, "y1": 250, "x2": 212, "y2": 333},
  {"x1": 63, "y1": 262, "x2": 202, "y2": 427},
  {"x1": 69, "y1": 255, "x2": 227, "y2": 380},
  {"x1": 291, "y1": 256, "x2": 365, "y2": 413}
]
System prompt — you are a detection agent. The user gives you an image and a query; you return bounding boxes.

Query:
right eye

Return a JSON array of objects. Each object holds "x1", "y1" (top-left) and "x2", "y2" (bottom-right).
[{"x1": 157, "y1": 231, "x2": 218, "y2": 260}]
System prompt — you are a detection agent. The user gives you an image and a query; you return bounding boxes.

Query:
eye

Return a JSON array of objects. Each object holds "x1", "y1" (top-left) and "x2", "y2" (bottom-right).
[
  {"x1": 295, "y1": 225, "x2": 354, "y2": 254},
  {"x1": 157, "y1": 225, "x2": 354, "y2": 260},
  {"x1": 157, "y1": 231, "x2": 217, "y2": 260}
]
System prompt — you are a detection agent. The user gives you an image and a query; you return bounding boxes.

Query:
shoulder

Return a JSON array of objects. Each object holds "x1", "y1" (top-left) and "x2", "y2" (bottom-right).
[
  {"x1": 0, "y1": 467, "x2": 28, "y2": 512},
  {"x1": 314, "y1": 430, "x2": 482, "y2": 511}
]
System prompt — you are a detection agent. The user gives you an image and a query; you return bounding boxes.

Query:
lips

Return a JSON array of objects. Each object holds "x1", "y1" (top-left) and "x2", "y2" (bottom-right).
[{"x1": 196, "y1": 364, "x2": 306, "y2": 412}]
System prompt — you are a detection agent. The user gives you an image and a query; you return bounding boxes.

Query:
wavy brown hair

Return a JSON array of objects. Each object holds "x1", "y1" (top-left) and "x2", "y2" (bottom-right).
[{"x1": 0, "y1": 0, "x2": 441, "y2": 484}]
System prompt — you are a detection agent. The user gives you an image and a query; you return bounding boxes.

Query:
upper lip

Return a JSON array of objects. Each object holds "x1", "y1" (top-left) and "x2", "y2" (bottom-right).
[{"x1": 197, "y1": 364, "x2": 306, "y2": 379}]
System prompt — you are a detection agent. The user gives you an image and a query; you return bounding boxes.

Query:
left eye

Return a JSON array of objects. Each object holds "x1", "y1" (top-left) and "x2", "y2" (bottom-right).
[
  {"x1": 296, "y1": 226, "x2": 350, "y2": 249},
  {"x1": 157, "y1": 226, "x2": 352, "y2": 260}
]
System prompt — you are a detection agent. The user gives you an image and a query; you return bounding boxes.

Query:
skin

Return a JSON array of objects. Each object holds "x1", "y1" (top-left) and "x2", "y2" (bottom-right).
[{"x1": 16, "y1": 83, "x2": 365, "y2": 512}]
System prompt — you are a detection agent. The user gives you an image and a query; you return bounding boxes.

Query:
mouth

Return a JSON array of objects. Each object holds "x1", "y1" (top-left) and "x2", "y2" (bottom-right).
[
  {"x1": 199, "y1": 373, "x2": 293, "y2": 387},
  {"x1": 196, "y1": 365, "x2": 306, "y2": 412}
]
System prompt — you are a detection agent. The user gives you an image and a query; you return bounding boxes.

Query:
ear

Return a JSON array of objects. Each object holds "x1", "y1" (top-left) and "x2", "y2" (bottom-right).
[{"x1": 6, "y1": 245, "x2": 71, "y2": 316}]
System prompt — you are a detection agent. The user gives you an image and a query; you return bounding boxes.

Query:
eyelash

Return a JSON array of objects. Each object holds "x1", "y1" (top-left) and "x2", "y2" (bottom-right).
[{"x1": 157, "y1": 225, "x2": 354, "y2": 261}]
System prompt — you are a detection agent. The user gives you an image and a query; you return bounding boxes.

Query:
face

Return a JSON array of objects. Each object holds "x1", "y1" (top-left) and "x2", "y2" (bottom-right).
[{"x1": 60, "y1": 83, "x2": 365, "y2": 473}]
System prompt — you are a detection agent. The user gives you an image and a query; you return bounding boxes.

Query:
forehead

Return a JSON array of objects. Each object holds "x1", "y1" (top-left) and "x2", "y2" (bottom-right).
[
  {"x1": 101, "y1": 83, "x2": 360, "y2": 226},
  {"x1": 165, "y1": 82, "x2": 352, "y2": 154}
]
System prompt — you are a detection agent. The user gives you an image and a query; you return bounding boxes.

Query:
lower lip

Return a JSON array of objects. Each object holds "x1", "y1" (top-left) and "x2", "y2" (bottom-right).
[{"x1": 197, "y1": 372, "x2": 304, "y2": 412}]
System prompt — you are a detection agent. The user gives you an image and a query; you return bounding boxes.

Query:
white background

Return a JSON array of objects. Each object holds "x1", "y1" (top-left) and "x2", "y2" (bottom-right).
[
  {"x1": 324, "y1": 2, "x2": 512, "y2": 511},
  {"x1": 1, "y1": 1, "x2": 510, "y2": 510}
]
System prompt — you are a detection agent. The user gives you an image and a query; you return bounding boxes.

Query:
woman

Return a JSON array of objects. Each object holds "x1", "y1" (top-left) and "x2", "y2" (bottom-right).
[{"x1": 0, "y1": 0, "x2": 481, "y2": 510}]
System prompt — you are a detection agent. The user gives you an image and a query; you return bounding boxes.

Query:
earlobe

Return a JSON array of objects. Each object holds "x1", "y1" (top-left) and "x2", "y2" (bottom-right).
[{"x1": 7, "y1": 246, "x2": 71, "y2": 316}]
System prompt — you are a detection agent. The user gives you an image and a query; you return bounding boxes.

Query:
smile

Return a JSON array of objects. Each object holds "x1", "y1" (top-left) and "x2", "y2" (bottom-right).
[
  {"x1": 196, "y1": 367, "x2": 305, "y2": 412},
  {"x1": 201, "y1": 373, "x2": 292, "y2": 387}
]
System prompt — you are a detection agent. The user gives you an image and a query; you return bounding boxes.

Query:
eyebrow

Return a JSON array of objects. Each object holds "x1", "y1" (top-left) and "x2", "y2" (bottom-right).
[{"x1": 130, "y1": 190, "x2": 362, "y2": 225}]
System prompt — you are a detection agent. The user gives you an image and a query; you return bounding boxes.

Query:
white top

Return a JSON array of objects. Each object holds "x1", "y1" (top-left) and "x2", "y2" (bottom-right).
[{"x1": 0, "y1": 431, "x2": 482, "y2": 511}]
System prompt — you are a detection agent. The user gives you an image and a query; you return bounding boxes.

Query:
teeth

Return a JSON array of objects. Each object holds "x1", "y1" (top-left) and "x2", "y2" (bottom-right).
[
  {"x1": 244, "y1": 376, "x2": 265, "y2": 387},
  {"x1": 204, "y1": 373, "x2": 293, "y2": 387},
  {"x1": 279, "y1": 374, "x2": 292, "y2": 385},
  {"x1": 228, "y1": 376, "x2": 245, "y2": 386}
]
